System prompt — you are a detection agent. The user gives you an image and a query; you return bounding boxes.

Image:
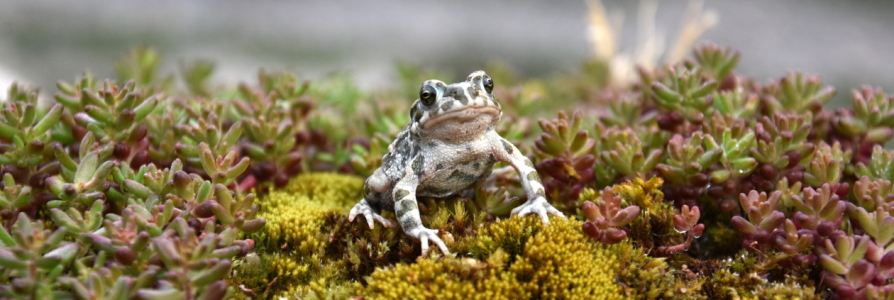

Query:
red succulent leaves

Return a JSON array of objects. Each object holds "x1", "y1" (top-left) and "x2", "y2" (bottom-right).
[{"x1": 581, "y1": 187, "x2": 641, "y2": 244}]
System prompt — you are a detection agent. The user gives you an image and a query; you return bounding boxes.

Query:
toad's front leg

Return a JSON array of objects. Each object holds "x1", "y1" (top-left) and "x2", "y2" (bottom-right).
[
  {"x1": 394, "y1": 156, "x2": 450, "y2": 257},
  {"x1": 349, "y1": 168, "x2": 397, "y2": 229},
  {"x1": 491, "y1": 135, "x2": 565, "y2": 224}
]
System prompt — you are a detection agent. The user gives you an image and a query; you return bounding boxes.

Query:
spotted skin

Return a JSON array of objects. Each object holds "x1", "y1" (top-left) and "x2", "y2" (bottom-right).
[
  {"x1": 348, "y1": 71, "x2": 565, "y2": 257},
  {"x1": 523, "y1": 157, "x2": 534, "y2": 167},
  {"x1": 501, "y1": 139, "x2": 514, "y2": 154}
]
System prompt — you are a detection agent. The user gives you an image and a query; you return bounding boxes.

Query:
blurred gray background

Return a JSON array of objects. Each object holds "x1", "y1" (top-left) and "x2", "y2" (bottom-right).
[{"x1": 1, "y1": 0, "x2": 893, "y2": 103}]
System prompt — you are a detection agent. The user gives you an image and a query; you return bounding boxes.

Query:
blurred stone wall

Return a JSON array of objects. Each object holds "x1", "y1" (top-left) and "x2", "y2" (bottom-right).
[{"x1": 1, "y1": 0, "x2": 892, "y2": 105}]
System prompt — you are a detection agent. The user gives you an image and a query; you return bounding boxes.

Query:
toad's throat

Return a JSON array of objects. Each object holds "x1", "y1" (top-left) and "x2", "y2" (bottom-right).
[{"x1": 421, "y1": 106, "x2": 500, "y2": 129}]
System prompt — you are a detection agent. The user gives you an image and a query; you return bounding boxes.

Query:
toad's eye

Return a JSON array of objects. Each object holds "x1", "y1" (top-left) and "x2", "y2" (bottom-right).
[
  {"x1": 483, "y1": 75, "x2": 494, "y2": 93},
  {"x1": 420, "y1": 85, "x2": 437, "y2": 106}
]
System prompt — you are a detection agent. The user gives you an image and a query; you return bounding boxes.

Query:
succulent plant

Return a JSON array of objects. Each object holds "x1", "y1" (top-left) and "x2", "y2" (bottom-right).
[
  {"x1": 731, "y1": 190, "x2": 785, "y2": 251},
  {"x1": 533, "y1": 110, "x2": 597, "y2": 201},
  {"x1": 856, "y1": 145, "x2": 894, "y2": 183},
  {"x1": 851, "y1": 176, "x2": 894, "y2": 211},
  {"x1": 656, "y1": 133, "x2": 720, "y2": 205},
  {"x1": 763, "y1": 72, "x2": 836, "y2": 115},
  {"x1": 0, "y1": 85, "x2": 62, "y2": 173},
  {"x1": 0, "y1": 213, "x2": 78, "y2": 298},
  {"x1": 0, "y1": 85, "x2": 64, "y2": 216},
  {"x1": 711, "y1": 87, "x2": 759, "y2": 119},
  {"x1": 789, "y1": 183, "x2": 846, "y2": 234},
  {"x1": 658, "y1": 205, "x2": 705, "y2": 254},
  {"x1": 693, "y1": 44, "x2": 740, "y2": 82},
  {"x1": 234, "y1": 75, "x2": 310, "y2": 188},
  {"x1": 819, "y1": 235, "x2": 894, "y2": 299},
  {"x1": 3, "y1": 52, "x2": 265, "y2": 298},
  {"x1": 581, "y1": 187, "x2": 641, "y2": 244},
  {"x1": 651, "y1": 63, "x2": 718, "y2": 124},
  {"x1": 349, "y1": 134, "x2": 389, "y2": 178},
  {"x1": 832, "y1": 86, "x2": 894, "y2": 146},
  {"x1": 598, "y1": 127, "x2": 663, "y2": 182},
  {"x1": 803, "y1": 141, "x2": 851, "y2": 187},
  {"x1": 44, "y1": 132, "x2": 117, "y2": 210}
]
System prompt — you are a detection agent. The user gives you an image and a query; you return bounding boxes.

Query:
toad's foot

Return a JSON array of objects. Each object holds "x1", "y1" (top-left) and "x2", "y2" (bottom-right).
[
  {"x1": 511, "y1": 196, "x2": 565, "y2": 224},
  {"x1": 407, "y1": 226, "x2": 451, "y2": 257},
  {"x1": 348, "y1": 199, "x2": 396, "y2": 229}
]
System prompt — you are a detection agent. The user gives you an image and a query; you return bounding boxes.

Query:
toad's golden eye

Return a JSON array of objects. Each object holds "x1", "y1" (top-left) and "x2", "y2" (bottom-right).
[
  {"x1": 482, "y1": 75, "x2": 494, "y2": 93},
  {"x1": 420, "y1": 84, "x2": 437, "y2": 106}
]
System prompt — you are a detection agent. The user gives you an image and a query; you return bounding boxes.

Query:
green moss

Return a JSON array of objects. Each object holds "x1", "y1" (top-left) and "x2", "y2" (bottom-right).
[
  {"x1": 608, "y1": 176, "x2": 680, "y2": 251},
  {"x1": 229, "y1": 251, "x2": 353, "y2": 300},
  {"x1": 274, "y1": 277, "x2": 356, "y2": 300},
  {"x1": 613, "y1": 176, "x2": 665, "y2": 211},
  {"x1": 701, "y1": 223, "x2": 743, "y2": 257},
  {"x1": 280, "y1": 173, "x2": 365, "y2": 209},
  {"x1": 509, "y1": 217, "x2": 626, "y2": 299},
  {"x1": 266, "y1": 252, "x2": 354, "y2": 300},
  {"x1": 358, "y1": 255, "x2": 527, "y2": 300},
  {"x1": 254, "y1": 173, "x2": 363, "y2": 252},
  {"x1": 360, "y1": 217, "x2": 627, "y2": 299},
  {"x1": 468, "y1": 215, "x2": 543, "y2": 260},
  {"x1": 746, "y1": 279, "x2": 818, "y2": 300},
  {"x1": 615, "y1": 247, "x2": 706, "y2": 299},
  {"x1": 235, "y1": 173, "x2": 364, "y2": 298},
  {"x1": 270, "y1": 252, "x2": 314, "y2": 283},
  {"x1": 228, "y1": 254, "x2": 273, "y2": 298},
  {"x1": 704, "y1": 252, "x2": 817, "y2": 299}
]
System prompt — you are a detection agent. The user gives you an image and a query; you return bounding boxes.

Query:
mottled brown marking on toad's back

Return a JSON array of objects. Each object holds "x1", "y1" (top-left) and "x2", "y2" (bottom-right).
[
  {"x1": 448, "y1": 169, "x2": 479, "y2": 184},
  {"x1": 411, "y1": 156, "x2": 424, "y2": 175}
]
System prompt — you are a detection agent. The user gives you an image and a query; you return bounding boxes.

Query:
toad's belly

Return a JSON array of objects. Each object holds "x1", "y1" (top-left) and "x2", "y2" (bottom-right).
[{"x1": 417, "y1": 161, "x2": 495, "y2": 198}]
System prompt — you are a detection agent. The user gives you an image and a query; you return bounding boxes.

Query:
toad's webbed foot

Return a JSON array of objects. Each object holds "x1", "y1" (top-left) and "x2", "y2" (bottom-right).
[
  {"x1": 348, "y1": 199, "x2": 396, "y2": 229},
  {"x1": 406, "y1": 226, "x2": 451, "y2": 257},
  {"x1": 511, "y1": 196, "x2": 565, "y2": 224}
]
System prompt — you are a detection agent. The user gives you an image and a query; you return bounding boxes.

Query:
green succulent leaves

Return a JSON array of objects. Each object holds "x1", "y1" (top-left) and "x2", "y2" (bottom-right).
[{"x1": 651, "y1": 64, "x2": 717, "y2": 123}]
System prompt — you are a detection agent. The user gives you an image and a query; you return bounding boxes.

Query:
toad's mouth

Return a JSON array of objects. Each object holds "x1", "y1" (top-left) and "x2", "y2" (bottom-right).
[{"x1": 421, "y1": 106, "x2": 501, "y2": 129}]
